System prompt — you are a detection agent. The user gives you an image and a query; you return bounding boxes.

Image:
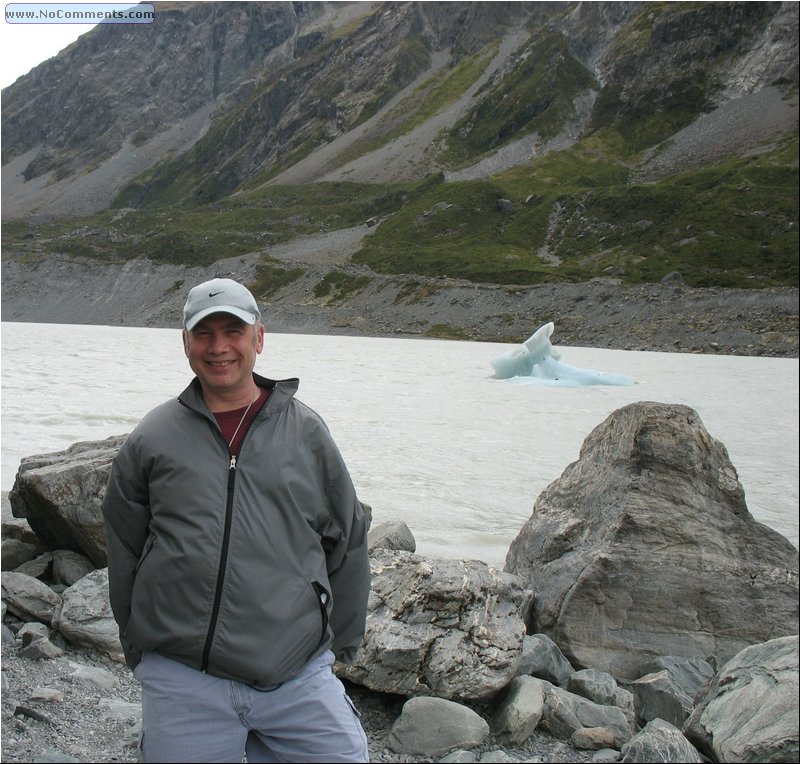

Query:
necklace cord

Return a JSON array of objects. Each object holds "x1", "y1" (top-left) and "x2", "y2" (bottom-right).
[{"x1": 228, "y1": 390, "x2": 259, "y2": 450}]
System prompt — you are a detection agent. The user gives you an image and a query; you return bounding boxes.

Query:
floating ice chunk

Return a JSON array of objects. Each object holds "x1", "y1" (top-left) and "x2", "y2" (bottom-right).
[{"x1": 490, "y1": 322, "x2": 633, "y2": 387}]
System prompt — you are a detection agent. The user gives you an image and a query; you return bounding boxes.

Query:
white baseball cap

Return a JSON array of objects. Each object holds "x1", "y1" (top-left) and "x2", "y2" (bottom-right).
[{"x1": 183, "y1": 278, "x2": 261, "y2": 330}]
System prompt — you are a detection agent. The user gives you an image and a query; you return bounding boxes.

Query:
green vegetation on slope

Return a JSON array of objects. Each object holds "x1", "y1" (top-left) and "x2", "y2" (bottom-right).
[
  {"x1": 353, "y1": 131, "x2": 799, "y2": 288},
  {"x1": 441, "y1": 31, "x2": 597, "y2": 167},
  {"x1": 3, "y1": 133, "x2": 796, "y2": 290}
]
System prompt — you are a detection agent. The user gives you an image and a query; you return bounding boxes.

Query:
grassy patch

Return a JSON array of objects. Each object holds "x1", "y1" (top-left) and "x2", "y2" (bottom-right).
[
  {"x1": 249, "y1": 261, "x2": 306, "y2": 300},
  {"x1": 313, "y1": 271, "x2": 372, "y2": 304},
  {"x1": 424, "y1": 324, "x2": 472, "y2": 340}
]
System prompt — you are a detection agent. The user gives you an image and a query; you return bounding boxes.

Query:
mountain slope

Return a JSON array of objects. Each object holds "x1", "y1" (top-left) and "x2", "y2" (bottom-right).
[
  {"x1": 1, "y1": 1, "x2": 797, "y2": 344},
  {"x1": 3, "y1": 2, "x2": 795, "y2": 214}
]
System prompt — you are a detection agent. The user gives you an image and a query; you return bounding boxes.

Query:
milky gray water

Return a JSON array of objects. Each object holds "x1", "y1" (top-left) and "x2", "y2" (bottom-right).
[{"x1": 2, "y1": 322, "x2": 797, "y2": 567}]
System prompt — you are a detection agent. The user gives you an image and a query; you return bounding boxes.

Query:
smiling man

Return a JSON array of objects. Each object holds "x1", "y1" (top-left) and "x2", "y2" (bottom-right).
[{"x1": 102, "y1": 277, "x2": 371, "y2": 763}]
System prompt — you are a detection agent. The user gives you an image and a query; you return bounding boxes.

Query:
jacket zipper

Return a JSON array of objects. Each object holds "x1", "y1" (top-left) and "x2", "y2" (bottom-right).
[
  {"x1": 201, "y1": 453, "x2": 238, "y2": 672},
  {"x1": 196, "y1": 384, "x2": 274, "y2": 673}
]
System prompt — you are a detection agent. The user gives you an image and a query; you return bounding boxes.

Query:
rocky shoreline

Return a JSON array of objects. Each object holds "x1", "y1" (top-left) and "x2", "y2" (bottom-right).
[
  {"x1": 3, "y1": 402, "x2": 798, "y2": 764},
  {"x1": 1, "y1": 252, "x2": 797, "y2": 358}
]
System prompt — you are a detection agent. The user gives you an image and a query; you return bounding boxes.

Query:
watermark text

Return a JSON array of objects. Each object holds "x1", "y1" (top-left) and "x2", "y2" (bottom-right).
[{"x1": 5, "y1": 3, "x2": 155, "y2": 24}]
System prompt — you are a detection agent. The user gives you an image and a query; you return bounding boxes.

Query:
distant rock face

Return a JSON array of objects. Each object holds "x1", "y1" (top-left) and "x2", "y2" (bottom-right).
[
  {"x1": 1, "y1": 2, "x2": 304, "y2": 173},
  {"x1": 8, "y1": 435, "x2": 127, "y2": 567},
  {"x1": 505, "y1": 401, "x2": 800, "y2": 679},
  {"x1": 2, "y1": 2, "x2": 796, "y2": 222}
]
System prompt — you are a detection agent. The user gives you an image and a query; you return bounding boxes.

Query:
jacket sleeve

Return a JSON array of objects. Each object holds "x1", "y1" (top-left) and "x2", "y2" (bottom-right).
[
  {"x1": 322, "y1": 467, "x2": 371, "y2": 664},
  {"x1": 101, "y1": 435, "x2": 150, "y2": 670}
]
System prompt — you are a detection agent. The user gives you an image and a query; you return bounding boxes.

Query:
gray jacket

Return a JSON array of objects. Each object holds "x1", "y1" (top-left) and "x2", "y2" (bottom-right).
[{"x1": 102, "y1": 374, "x2": 370, "y2": 687}]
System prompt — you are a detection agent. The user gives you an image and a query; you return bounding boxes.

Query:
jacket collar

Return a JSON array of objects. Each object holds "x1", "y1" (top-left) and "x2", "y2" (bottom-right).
[{"x1": 179, "y1": 373, "x2": 299, "y2": 418}]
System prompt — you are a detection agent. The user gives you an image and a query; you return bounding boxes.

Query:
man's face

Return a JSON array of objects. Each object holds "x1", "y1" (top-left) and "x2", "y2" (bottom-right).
[{"x1": 183, "y1": 313, "x2": 264, "y2": 401}]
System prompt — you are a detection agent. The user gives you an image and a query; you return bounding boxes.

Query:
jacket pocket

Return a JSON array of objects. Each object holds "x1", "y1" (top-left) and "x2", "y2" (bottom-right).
[
  {"x1": 311, "y1": 580, "x2": 330, "y2": 645},
  {"x1": 134, "y1": 533, "x2": 156, "y2": 575}
]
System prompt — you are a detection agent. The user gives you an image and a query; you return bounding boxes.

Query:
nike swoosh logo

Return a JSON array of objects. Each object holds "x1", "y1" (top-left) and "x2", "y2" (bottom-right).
[{"x1": 209, "y1": 291, "x2": 224, "y2": 297}]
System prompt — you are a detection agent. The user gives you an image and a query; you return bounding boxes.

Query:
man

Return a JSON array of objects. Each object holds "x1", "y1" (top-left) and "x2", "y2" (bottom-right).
[{"x1": 102, "y1": 277, "x2": 371, "y2": 763}]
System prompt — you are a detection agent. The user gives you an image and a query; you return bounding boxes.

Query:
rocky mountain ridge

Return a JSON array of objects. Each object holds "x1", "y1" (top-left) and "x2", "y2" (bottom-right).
[
  {"x1": 1, "y1": 2, "x2": 798, "y2": 347},
  {"x1": 3, "y1": 2, "x2": 797, "y2": 214}
]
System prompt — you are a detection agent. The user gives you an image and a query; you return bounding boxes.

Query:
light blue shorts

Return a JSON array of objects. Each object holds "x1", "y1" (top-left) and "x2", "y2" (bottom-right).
[{"x1": 133, "y1": 649, "x2": 369, "y2": 763}]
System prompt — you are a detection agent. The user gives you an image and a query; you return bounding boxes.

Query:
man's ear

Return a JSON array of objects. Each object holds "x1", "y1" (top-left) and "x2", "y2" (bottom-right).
[
  {"x1": 182, "y1": 329, "x2": 190, "y2": 356},
  {"x1": 256, "y1": 323, "x2": 265, "y2": 353}
]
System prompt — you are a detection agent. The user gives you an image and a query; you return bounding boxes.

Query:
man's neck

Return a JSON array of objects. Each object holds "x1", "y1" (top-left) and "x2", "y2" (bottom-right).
[{"x1": 202, "y1": 380, "x2": 259, "y2": 413}]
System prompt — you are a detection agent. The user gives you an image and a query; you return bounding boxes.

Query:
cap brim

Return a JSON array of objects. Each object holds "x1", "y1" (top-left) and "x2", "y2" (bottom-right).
[{"x1": 185, "y1": 306, "x2": 258, "y2": 331}]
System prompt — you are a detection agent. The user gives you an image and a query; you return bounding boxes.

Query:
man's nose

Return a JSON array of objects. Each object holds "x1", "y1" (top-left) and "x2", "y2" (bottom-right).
[{"x1": 208, "y1": 333, "x2": 229, "y2": 353}]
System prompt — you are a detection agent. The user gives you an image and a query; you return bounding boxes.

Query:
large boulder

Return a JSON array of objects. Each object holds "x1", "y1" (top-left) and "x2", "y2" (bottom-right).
[
  {"x1": 684, "y1": 635, "x2": 799, "y2": 763},
  {"x1": 8, "y1": 435, "x2": 127, "y2": 567},
  {"x1": 505, "y1": 401, "x2": 799, "y2": 679},
  {"x1": 337, "y1": 549, "x2": 529, "y2": 700}
]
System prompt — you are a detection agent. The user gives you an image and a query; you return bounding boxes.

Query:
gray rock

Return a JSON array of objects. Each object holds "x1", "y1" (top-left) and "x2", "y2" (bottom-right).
[
  {"x1": 479, "y1": 752, "x2": 517, "y2": 762},
  {"x1": 631, "y1": 669, "x2": 694, "y2": 728},
  {"x1": 387, "y1": 696, "x2": 490, "y2": 756},
  {"x1": 121, "y1": 718, "x2": 143, "y2": 750},
  {"x1": 52, "y1": 569, "x2": 124, "y2": 663},
  {"x1": 1, "y1": 538, "x2": 38, "y2": 570},
  {"x1": 19, "y1": 636, "x2": 65, "y2": 660},
  {"x1": 539, "y1": 679, "x2": 633, "y2": 747},
  {"x1": 620, "y1": 718, "x2": 704, "y2": 763},
  {"x1": 440, "y1": 751, "x2": 478, "y2": 763},
  {"x1": 591, "y1": 749, "x2": 622, "y2": 762},
  {"x1": 8, "y1": 435, "x2": 127, "y2": 567},
  {"x1": 505, "y1": 402, "x2": 800, "y2": 679},
  {"x1": 637, "y1": 655, "x2": 714, "y2": 701},
  {"x1": 566, "y1": 668, "x2": 620, "y2": 706},
  {"x1": 338, "y1": 550, "x2": 528, "y2": 700},
  {"x1": 33, "y1": 751, "x2": 79, "y2": 763},
  {"x1": 30, "y1": 687, "x2": 65, "y2": 702},
  {"x1": 368, "y1": 520, "x2": 416, "y2": 553},
  {"x1": 660, "y1": 271, "x2": 686, "y2": 286},
  {"x1": 17, "y1": 622, "x2": 51, "y2": 642},
  {"x1": 572, "y1": 727, "x2": 617, "y2": 750},
  {"x1": 97, "y1": 698, "x2": 142, "y2": 723},
  {"x1": 13, "y1": 552, "x2": 54, "y2": 580},
  {"x1": 1, "y1": 571, "x2": 62, "y2": 624},
  {"x1": 567, "y1": 668, "x2": 635, "y2": 729},
  {"x1": 517, "y1": 633, "x2": 575, "y2": 685},
  {"x1": 491, "y1": 675, "x2": 544, "y2": 745},
  {"x1": 52, "y1": 550, "x2": 95, "y2": 587},
  {"x1": 1, "y1": 505, "x2": 44, "y2": 550},
  {"x1": 683, "y1": 635, "x2": 799, "y2": 763},
  {"x1": 67, "y1": 661, "x2": 118, "y2": 692}
]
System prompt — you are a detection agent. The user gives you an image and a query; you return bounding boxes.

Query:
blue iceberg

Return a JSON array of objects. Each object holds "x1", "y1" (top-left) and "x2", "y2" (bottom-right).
[{"x1": 490, "y1": 322, "x2": 633, "y2": 387}]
